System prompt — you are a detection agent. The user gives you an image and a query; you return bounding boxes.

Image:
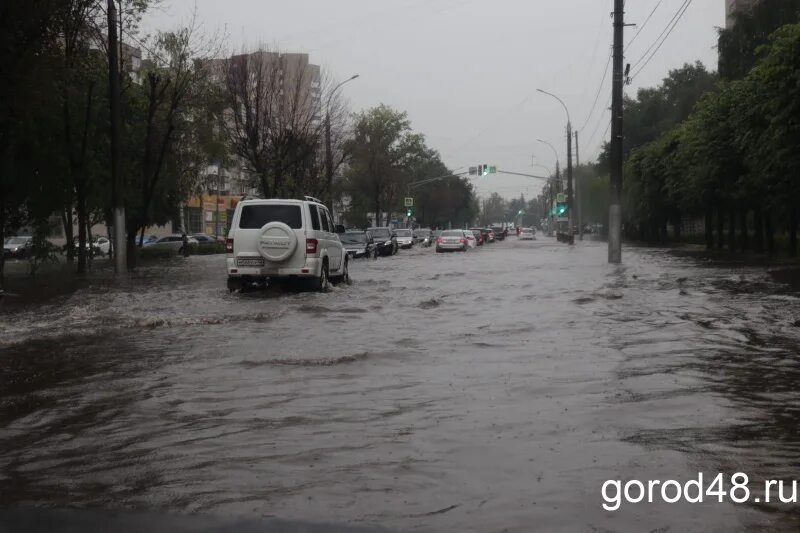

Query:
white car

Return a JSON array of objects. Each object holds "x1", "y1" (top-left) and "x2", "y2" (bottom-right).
[
  {"x1": 226, "y1": 196, "x2": 349, "y2": 292},
  {"x1": 519, "y1": 227, "x2": 536, "y2": 240},
  {"x1": 143, "y1": 234, "x2": 199, "y2": 252},
  {"x1": 394, "y1": 228, "x2": 414, "y2": 249},
  {"x1": 462, "y1": 229, "x2": 478, "y2": 249}
]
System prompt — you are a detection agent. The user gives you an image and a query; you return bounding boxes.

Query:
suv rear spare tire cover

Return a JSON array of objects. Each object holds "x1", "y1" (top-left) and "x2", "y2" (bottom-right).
[{"x1": 257, "y1": 222, "x2": 298, "y2": 262}]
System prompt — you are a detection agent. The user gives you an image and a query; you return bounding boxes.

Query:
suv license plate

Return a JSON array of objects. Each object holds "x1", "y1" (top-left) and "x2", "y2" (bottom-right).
[{"x1": 237, "y1": 257, "x2": 265, "y2": 267}]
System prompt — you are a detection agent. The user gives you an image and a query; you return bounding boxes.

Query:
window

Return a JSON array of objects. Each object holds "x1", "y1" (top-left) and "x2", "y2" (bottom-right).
[
  {"x1": 319, "y1": 208, "x2": 332, "y2": 232},
  {"x1": 187, "y1": 207, "x2": 203, "y2": 233},
  {"x1": 308, "y1": 204, "x2": 321, "y2": 231},
  {"x1": 239, "y1": 204, "x2": 303, "y2": 229}
]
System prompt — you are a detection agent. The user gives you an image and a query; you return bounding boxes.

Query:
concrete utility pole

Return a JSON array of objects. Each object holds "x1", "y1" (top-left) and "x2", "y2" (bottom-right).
[
  {"x1": 609, "y1": 0, "x2": 625, "y2": 264},
  {"x1": 325, "y1": 74, "x2": 359, "y2": 222},
  {"x1": 575, "y1": 130, "x2": 583, "y2": 241},
  {"x1": 107, "y1": 0, "x2": 126, "y2": 273}
]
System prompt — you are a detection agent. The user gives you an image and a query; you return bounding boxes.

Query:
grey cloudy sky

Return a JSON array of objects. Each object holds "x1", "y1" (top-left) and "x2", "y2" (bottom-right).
[{"x1": 144, "y1": 0, "x2": 724, "y2": 200}]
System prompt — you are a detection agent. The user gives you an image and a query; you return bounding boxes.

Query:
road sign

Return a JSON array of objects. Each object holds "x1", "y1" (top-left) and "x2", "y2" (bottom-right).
[
  {"x1": 488, "y1": 165, "x2": 497, "y2": 174},
  {"x1": 556, "y1": 193, "x2": 566, "y2": 203},
  {"x1": 556, "y1": 217, "x2": 568, "y2": 223},
  {"x1": 404, "y1": 197, "x2": 414, "y2": 207}
]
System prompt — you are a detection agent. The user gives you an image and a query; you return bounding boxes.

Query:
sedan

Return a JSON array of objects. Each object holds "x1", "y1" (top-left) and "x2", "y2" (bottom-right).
[
  {"x1": 394, "y1": 228, "x2": 415, "y2": 249},
  {"x1": 519, "y1": 227, "x2": 536, "y2": 240},
  {"x1": 340, "y1": 231, "x2": 374, "y2": 259},
  {"x1": 413, "y1": 229, "x2": 433, "y2": 247},
  {"x1": 368, "y1": 227, "x2": 398, "y2": 256},
  {"x1": 143, "y1": 234, "x2": 198, "y2": 253},
  {"x1": 436, "y1": 230, "x2": 469, "y2": 253},
  {"x1": 3, "y1": 236, "x2": 33, "y2": 259},
  {"x1": 462, "y1": 229, "x2": 478, "y2": 249},
  {"x1": 469, "y1": 229, "x2": 484, "y2": 246}
]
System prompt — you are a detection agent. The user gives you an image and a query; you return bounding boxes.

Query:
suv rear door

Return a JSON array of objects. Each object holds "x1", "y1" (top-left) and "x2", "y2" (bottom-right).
[
  {"x1": 234, "y1": 201, "x2": 306, "y2": 269},
  {"x1": 316, "y1": 205, "x2": 342, "y2": 272}
]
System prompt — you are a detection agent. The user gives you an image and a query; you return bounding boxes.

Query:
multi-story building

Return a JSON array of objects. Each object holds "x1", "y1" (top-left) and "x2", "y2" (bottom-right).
[
  {"x1": 188, "y1": 51, "x2": 324, "y2": 235},
  {"x1": 726, "y1": 0, "x2": 759, "y2": 28}
]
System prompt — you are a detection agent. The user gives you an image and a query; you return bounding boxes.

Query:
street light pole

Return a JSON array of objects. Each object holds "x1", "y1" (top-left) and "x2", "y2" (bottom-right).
[
  {"x1": 325, "y1": 74, "x2": 359, "y2": 222},
  {"x1": 537, "y1": 89, "x2": 574, "y2": 244}
]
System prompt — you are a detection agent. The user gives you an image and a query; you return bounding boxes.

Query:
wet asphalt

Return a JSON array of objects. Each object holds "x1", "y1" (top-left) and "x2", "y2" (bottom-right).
[{"x1": 2, "y1": 236, "x2": 800, "y2": 532}]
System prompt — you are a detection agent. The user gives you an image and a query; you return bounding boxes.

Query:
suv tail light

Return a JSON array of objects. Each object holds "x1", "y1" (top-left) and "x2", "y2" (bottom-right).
[
  {"x1": 225, "y1": 238, "x2": 233, "y2": 253},
  {"x1": 459, "y1": 238, "x2": 466, "y2": 244},
  {"x1": 306, "y1": 238, "x2": 318, "y2": 254},
  {"x1": 437, "y1": 238, "x2": 443, "y2": 245}
]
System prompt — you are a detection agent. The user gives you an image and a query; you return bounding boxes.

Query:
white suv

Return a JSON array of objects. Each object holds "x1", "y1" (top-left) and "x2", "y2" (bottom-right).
[{"x1": 226, "y1": 197, "x2": 349, "y2": 291}]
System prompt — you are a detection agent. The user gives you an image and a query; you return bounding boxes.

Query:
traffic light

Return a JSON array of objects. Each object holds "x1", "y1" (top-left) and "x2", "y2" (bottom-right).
[
  {"x1": 406, "y1": 207, "x2": 413, "y2": 217},
  {"x1": 482, "y1": 164, "x2": 489, "y2": 176},
  {"x1": 555, "y1": 201, "x2": 568, "y2": 216}
]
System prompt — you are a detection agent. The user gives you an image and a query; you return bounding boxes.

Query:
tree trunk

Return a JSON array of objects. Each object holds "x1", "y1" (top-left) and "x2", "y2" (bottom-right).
[
  {"x1": 753, "y1": 207, "x2": 764, "y2": 254},
  {"x1": 86, "y1": 219, "x2": 94, "y2": 267},
  {"x1": 789, "y1": 207, "x2": 798, "y2": 258},
  {"x1": 765, "y1": 211, "x2": 774, "y2": 257},
  {"x1": 62, "y1": 207, "x2": 75, "y2": 262},
  {"x1": 740, "y1": 209, "x2": 749, "y2": 253},
  {"x1": 76, "y1": 179, "x2": 87, "y2": 275},
  {"x1": 728, "y1": 208, "x2": 736, "y2": 253},
  {"x1": 716, "y1": 208, "x2": 725, "y2": 249},
  {"x1": 0, "y1": 205, "x2": 5, "y2": 289},
  {"x1": 673, "y1": 215, "x2": 682, "y2": 240},
  {"x1": 705, "y1": 208, "x2": 714, "y2": 250}
]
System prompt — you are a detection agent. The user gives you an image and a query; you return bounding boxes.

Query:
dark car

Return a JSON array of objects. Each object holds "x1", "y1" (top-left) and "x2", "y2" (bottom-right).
[
  {"x1": 491, "y1": 226, "x2": 507, "y2": 241},
  {"x1": 3, "y1": 236, "x2": 33, "y2": 259},
  {"x1": 340, "y1": 230, "x2": 374, "y2": 259},
  {"x1": 413, "y1": 228, "x2": 433, "y2": 247},
  {"x1": 368, "y1": 227, "x2": 398, "y2": 256}
]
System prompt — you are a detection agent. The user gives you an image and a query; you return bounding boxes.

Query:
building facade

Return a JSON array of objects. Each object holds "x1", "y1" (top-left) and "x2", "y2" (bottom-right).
[{"x1": 726, "y1": 0, "x2": 759, "y2": 28}]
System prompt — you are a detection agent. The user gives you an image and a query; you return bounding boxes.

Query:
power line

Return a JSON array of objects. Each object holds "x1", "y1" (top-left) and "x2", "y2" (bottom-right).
[
  {"x1": 580, "y1": 48, "x2": 612, "y2": 132},
  {"x1": 624, "y1": 0, "x2": 665, "y2": 52},
  {"x1": 629, "y1": 0, "x2": 690, "y2": 72},
  {"x1": 585, "y1": 93, "x2": 611, "y2": 150},
  {"x1": 630, "y1": 0, "x2": 693, "y2": 80}
]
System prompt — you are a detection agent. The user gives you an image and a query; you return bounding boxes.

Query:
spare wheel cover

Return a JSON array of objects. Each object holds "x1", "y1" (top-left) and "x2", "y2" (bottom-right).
[{"x1": 258, "y1": 222, "x2": 297, "y2": 262}]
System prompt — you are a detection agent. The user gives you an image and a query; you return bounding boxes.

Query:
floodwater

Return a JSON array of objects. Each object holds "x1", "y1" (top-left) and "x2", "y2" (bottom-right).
[{"x1": 1, "y1": 238, "x2": 800, "y2": 532}]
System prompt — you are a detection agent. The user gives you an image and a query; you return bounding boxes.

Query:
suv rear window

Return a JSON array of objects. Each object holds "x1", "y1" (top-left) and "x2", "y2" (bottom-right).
[{"x1": 239, "y1": 205, "x2": 302, "y2": 229}]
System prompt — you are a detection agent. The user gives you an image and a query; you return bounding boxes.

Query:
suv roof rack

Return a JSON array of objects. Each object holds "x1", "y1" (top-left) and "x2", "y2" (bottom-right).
[{"x1": 304, "y1": 195, "x2": 323, "y2": 204}]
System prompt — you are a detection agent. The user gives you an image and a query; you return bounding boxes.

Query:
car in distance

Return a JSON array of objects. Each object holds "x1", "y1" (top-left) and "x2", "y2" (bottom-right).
[
  {"x1": 519, "y1": 227, "x2": 536, "y2": 240},
  {"x1": 436, "y1": 230, "x2": 469, "y2": 253},
  {"x1": 462, "y1": 229, "x2": 477, "y2": 249},
  {"x1": 341, "y1": 230, "x2": 374, "y2": 259},
  {"x1": 394, "y1": 228, "x2": 414, "y2": 249},
  {"x1": 369, "y1": 227, "x2": 398, "y2": 256},
  {"x1": 143, "y1": 234, "x2": 199, "y2": 253},
  {"x1": 469, "y1": 229, "x2": 484, "y2": 246},
  {"x1": 193, "y1": 233, "x2": 225, "y2": 245},
  {"x1": 490, "y1": 226, "x2": 507, "y2": 241},
  {"x1": 226, "y1": 197, "x2": 349, "y2": 292},
  {"x1": 413, "y1": 228, "x2": 433, "y2": 247},
  {"x1": 3, "y1": 236, "x2": 33, "y2": 259}
]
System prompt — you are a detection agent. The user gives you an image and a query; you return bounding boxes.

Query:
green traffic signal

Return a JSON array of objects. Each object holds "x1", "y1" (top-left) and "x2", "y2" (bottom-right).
[{"x1": 555, "y1": 202, "x2": 568, "y2": 216}]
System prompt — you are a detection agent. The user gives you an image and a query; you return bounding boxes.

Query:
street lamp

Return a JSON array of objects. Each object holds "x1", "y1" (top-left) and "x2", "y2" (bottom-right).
[
  {"x1": 537, "y1": 89, "x2": 574, "y2": 244},
  {"x1": 537, "y1": 139, "x2": 560, "y2": 184},
  {"x1": 326, "y1": 74, "x2": 359, "y2": 221}
]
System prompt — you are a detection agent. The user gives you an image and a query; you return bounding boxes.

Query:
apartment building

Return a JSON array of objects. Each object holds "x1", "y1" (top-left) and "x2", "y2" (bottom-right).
[{"x1": 726, "y1": 0, "x2": 760, "y2": 28}]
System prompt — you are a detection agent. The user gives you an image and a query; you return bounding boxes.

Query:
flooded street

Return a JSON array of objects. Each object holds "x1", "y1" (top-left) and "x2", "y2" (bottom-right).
[{"x1": 2, "y1": 238, "x2": 800, "y2": 531}]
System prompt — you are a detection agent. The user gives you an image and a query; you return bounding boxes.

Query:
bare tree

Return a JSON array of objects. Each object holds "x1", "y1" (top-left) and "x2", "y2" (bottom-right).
[{"x1": 222, "y1": 46, "x2": 343, "y2": 199}]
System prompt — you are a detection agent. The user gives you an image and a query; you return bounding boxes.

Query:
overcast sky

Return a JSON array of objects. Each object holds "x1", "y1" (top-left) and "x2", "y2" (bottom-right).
[{"x1": 144, "y1": 0, "x2": 724, "y2": 200}]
